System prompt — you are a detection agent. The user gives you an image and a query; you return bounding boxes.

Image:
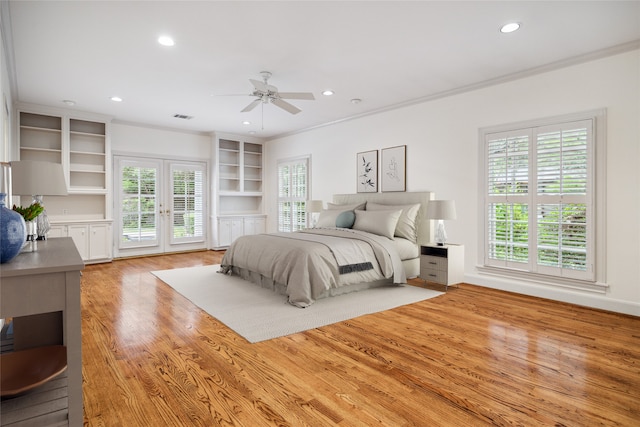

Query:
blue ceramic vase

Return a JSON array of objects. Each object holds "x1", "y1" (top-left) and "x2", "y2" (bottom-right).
[{"x1": 0, "y1": 193, "x2": 27, "y2": 263}]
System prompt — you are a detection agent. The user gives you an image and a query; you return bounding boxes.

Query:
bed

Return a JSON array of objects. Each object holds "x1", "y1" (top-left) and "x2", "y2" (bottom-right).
[{"x1": 219, "y1": 191, "x2": 434, "y2": 307}]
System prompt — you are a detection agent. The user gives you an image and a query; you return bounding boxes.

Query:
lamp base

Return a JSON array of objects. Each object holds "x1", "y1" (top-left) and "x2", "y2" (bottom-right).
[{"x1": 434, "y1": 219, "x2": 448, "y2": 246}]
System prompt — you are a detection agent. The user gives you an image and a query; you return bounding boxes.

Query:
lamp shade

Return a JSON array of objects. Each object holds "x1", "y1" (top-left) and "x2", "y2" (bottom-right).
[
  {"x1": 10, "y1": 161, "x2": 68, "y2": 196},
  {"x1": 427, "y1": 200, "x2": 457, "y2": 220},
  {"x1": 307, "y1": 200, "x2": 323, "y2": 213}
]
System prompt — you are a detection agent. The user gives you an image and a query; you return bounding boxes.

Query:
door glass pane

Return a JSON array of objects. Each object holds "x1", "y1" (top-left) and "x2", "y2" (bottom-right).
[
  {"x1": 171, "y1": 164, "x2": 205, "y2": 243},
  {"x1": 120, "y1": 164, "x2": 158, "y2": 245}
]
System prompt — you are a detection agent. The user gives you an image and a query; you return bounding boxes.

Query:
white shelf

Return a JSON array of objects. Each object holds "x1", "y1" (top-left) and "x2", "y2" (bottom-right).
[{"x1": 18, "y1": 107, "x2": 112, "y2": 263}]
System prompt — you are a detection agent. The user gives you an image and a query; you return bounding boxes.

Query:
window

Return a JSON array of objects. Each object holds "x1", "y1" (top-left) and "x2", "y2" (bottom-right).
[
  {"x1": 277, "y1": 156, "x2": 309, "y2": 232},
  {"x1": 480, "y1": 110, "x2": 606, "y2": 288}
]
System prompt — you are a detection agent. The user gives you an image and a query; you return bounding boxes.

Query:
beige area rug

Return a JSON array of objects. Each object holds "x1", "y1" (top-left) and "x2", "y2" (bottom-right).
[{"x1": 152, "y1": 265, "x2": 443, "y2": 343}]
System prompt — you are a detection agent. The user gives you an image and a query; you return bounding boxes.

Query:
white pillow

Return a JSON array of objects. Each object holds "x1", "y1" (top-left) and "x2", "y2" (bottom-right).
[
  {"x1": 315, "y1": 209, "x2": 344, "y2": 227},
  {"x1": 327, "y1": 201, "x2": 366, "y2": 211},
  {"x1": 353, "y1": 209, "x2": 402, "y2": 239},
  {"x1": 366, "y1": 202, "x2": 420, "y2": 242}
]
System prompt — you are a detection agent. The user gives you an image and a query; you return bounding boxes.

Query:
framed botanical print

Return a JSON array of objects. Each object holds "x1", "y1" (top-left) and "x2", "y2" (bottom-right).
[
  {"x1": 381, "y1": 145, "x2": 406, "y2": 192},
  {"x1": 357, "y1": 150, "x2": 378, "y2": 193}
]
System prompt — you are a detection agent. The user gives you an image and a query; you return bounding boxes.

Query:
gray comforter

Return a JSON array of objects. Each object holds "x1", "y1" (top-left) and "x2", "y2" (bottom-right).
[{"x1": 219, "y1": 228, "x2": 406, "y2": 307}]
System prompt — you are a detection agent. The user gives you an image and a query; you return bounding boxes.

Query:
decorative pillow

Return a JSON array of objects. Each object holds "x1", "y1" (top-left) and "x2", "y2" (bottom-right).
[
  {"x1": 335, "y1": 210, "x2": 356, "y2": 228},
  {"x1": 352, "y1": 209, "x2": 402, "y2": 239},
  {"x1": 315, "y1": 209, "x2": 343, "y2": 228},
  {"x1": 327, "y1": 202, "x2": 366, "y2": 211},
  {"x1": 366, "y1": 202, "x2": 420, "y2": 242}
]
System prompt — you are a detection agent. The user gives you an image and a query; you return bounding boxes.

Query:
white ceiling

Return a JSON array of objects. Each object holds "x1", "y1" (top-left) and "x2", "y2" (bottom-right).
[{"x1": 6, "y1": 1, "x2": 640, "y2": 139}]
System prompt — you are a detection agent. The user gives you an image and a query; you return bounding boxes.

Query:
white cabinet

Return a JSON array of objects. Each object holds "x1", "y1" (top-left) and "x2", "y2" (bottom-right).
[
  {"x1": 68, "y1": 224, "x2": 89, "y2": 260},
  {"x1": 217, "y1": 218, "x2": 244, "y2": 247},
  {"x1": 18, "y1": 104, "x2": 113, "y2": 262},
  {"x1": 216, "y1": 216, "x2": 266, "y2": 248},
  {"x1": 244, "y1": 216, "x2": 265, "y2": 236},
  {"x1": 89, "y1": 222, "x2": 111, "y2": 261},
  {"x1": 51, "y1": 221, "x2": 112, "y2": 263},
  {"x1": 420, "y1": 244, "x2": 464, "y2": 290},
  {"x1": 212, "y1": 134, "x2": 265, "y2": 249}
]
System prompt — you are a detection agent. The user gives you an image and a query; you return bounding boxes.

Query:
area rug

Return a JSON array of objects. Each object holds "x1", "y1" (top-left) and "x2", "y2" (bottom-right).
[{"x1": 151, "y1": 265, "x2": 442, "y2": 343}]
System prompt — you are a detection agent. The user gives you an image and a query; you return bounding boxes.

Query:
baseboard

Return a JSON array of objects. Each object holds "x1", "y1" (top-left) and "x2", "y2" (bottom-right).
[{"x1": 465, "y1": 273, "x2": 640, "y2": 317}]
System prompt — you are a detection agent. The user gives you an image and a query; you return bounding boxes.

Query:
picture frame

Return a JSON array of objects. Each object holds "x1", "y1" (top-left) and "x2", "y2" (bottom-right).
[
  {"x1": 356, "y1": 150, "x2": 378, "y2": 193},
  {"x1": 381, "y1": 145, "x2": 406, "y2": 192}
]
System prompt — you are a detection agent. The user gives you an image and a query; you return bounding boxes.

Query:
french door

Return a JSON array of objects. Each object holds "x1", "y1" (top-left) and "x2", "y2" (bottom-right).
[{"x1": 114, "y1": 156, "x2": 207, "y2": 258}]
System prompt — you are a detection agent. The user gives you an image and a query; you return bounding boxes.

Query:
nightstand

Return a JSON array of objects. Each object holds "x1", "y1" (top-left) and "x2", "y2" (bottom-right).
[{"x1": 419, "y1": 244, "x2": 464, "y2": 290}]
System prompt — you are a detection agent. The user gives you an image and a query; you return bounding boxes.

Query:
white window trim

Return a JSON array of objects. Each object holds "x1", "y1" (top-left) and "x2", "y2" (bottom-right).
[{"x1": 477, "y1": 109, "x2": 607, "y2": 293}]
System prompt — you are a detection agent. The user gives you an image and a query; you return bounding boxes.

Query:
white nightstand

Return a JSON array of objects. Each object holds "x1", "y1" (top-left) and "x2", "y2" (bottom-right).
[{"x1": 419, "y1": 244, "x2": 464, "y2": 290}]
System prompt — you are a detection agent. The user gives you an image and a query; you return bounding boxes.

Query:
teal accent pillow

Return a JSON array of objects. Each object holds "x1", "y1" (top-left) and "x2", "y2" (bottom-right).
[{"x1": 335, "y1": 210, "x2": 356, "y2": 228}]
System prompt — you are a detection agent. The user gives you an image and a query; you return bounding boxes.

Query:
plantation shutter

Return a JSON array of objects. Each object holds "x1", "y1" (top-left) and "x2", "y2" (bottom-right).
[
  {"x1": 119, "y1": 159, "x2": 159, "y2": 248},
  {"x1": 170, "y1": 162, "x2": 205, "y2": 244},
  {"x1": 483, "y1": 117, "x2": 594, "y2": 282},
  {"x1": 535, "y1": 120, "x2": 592, "y2": 279},
  {"x1": 278, "y1": 157, "x2": 309, "y2": 232},
  {"x1": 485, "y1": 130, "x2": 531, "y2": 269}
]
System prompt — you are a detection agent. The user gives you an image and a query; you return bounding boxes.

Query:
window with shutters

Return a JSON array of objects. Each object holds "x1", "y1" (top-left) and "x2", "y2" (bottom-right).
[
  {"x1": 277, "y1": 156, "x2": 309, "y2": 232},
  {"x1": 480, "y1": 110, "x2": 606, "y2": 289}
]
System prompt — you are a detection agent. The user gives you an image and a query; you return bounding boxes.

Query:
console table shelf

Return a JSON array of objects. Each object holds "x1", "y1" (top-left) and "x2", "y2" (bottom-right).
[{"x1": 0, "y1": 238, "x2": 84, "y2": 426}]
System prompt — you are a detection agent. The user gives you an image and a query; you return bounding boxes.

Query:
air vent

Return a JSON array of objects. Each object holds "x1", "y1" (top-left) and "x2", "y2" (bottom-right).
[{"x1": 173, "y1": 114, "x2": 194, "y2": 120}]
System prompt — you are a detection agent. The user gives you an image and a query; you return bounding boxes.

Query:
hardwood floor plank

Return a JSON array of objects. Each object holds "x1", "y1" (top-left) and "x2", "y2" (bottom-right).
[{"x1": 80, "y1": 251, "x2": 640, "y2": 426}]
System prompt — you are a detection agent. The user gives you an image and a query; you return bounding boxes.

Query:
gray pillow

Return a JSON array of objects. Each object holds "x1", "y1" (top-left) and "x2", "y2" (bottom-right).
[
  {"x1": 366, "y1": 202, "x2": 420, "y2": 242},
  {"x1": 353, "y1": 209, "x2": 402, "y2": 239},
  {"x1": 335, "y1": 210, "x2": 356, "y2": 228}
]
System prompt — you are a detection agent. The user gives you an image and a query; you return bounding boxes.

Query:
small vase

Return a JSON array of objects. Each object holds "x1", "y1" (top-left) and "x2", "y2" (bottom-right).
[
  {"x1": 22, "y1": 220, "x2": 38, "y2": 252},
  {"x1": 0, "y1": 193, "x2": 27, "y2": 263}
]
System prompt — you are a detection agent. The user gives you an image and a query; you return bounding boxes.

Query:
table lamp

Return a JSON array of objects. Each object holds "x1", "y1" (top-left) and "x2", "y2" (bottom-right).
[
  {"x1": 427, "y1": 199, "x2": 456, "y2": 246},
  {"x1": 307, "y1": 200, "x2": 323, "y2": 227},
  {"x1": 11, "y1": 160, "x2": 68, "y2": 240}
]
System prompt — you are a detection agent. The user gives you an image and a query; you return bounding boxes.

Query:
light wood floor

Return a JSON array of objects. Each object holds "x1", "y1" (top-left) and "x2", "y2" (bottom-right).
[{"x1": 81, "y1": 251, "x2": 640, "y2": 426}]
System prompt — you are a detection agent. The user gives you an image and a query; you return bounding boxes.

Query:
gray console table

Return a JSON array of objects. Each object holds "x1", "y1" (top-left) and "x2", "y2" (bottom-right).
[{"x1": 0, "y1": 238, "x2": 84, "y2": 426}]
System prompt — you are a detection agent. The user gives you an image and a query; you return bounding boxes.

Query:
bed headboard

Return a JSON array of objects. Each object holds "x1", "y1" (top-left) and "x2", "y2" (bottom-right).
[{"x1": 332, "y1": 191, "x2": 435, "y2": 246}]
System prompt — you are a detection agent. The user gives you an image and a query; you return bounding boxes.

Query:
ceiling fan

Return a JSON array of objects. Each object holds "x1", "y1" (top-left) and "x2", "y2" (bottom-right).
[{"x1": 241, "y1": 71, "x2": 315, "y2": 115}]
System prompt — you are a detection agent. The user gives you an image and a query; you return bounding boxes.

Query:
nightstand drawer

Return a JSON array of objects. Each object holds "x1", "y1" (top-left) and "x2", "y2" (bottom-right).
[
  {"x1": 421, "y1": 255, "x2": 447, "y2": 271},
  {"x1": 420, "y1": 268, "x2": 448, "y2": 285}
]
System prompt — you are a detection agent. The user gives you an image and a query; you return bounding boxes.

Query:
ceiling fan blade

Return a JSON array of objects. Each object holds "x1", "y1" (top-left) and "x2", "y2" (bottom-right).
[
  {"x1": 277, "y1": 92, "x2": 315, "y2": 100},
  {"x1": 249, "y1": 79, "x2": 268, "y2": 93},
  {"x1": 241, "y1": 99, "x2": 261, "y2": 112},
  {"x1": 271, "y1": 98, "x2": 301, "y2": 115}
]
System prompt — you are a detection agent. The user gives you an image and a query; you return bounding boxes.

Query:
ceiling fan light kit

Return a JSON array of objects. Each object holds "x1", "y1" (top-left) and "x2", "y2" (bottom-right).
[{"x1": 241, "y1": 71, "x2": 315, "y2": 116}]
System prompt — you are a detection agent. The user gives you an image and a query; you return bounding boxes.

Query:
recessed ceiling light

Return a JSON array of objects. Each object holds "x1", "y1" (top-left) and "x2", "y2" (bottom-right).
[
  {"x1": 110, "y1": 96, "x2": 123, "y2": 102},
  {"x1": 242, "y1": 121, "x2": 251, "y2": 125},
  {"x1": 322, "y1": 90, "x2": 334, "y2": 96},
  {"x1": 62, "y1": 100, "x2": 75, "y2": 106},
  {"x1": 158, "y1": 36, "x2": 175, "y2": 46},
  {"x1": 350, "y1": 98, "x2": 362, "y2": 104},
  {"x1": 500, "y1": 22, "x2": 521, "y2": 33}
]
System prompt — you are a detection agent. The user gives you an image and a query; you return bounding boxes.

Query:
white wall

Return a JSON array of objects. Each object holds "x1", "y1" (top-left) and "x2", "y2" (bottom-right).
[
  {"x1": 266, "y1": 49, "x2": 640, "y2": 316},
  {"x1": 0, "y1": 2, "x2": 15, "y2": 163},
  {"x1": 111, "y1": 122, "x2": 212, "y2": 160}
]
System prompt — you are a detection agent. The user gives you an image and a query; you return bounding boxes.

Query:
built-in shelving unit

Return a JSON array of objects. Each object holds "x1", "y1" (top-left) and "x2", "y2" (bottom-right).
[
  {"x1": 19, "y1": 112, "x2": 63, "y2": 164},
  {"x1": 69, "y1": 119, "x2": 107, "y2": 193},
  {"x1": 212, "y1": 135, "x2": 265, "y2": 248},
  {"x1": 17, "y1": 104, "x2": 113, "y2": 263}
]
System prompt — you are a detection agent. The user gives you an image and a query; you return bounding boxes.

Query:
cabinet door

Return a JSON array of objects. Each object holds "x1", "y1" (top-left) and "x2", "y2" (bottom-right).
[
  {"x1": 67, "y1": 224, "x2": 89, "y2": 260},
  {"x1": 218, "y1": 218, "x2": 244, "y2": 246},
  {"x1": 218, "y1": 219, "x2": 233, "y2": 247},
  {"x1": 89, "y1": 223, "x2": 112, "y2": 261},
  {"x1": 244, "y1": 217, "x2": 265, "y2": 236},
  {"x1": 48, "y1": 225, "x2": 67, "y2": 239}
]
